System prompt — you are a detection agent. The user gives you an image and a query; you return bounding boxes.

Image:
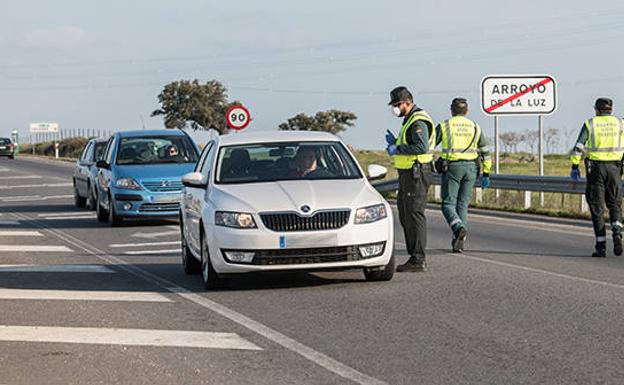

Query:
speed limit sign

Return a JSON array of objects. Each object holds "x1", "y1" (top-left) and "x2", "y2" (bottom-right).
[{"x1": 226, "y1": 105, "x2": 251, "y2": 131}]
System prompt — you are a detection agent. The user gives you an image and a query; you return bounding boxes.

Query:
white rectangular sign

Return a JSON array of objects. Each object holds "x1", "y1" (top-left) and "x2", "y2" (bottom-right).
[
  {"x1": 29, "y1": 122, "x2": 59, "y2": 133},
  {"x1": 481, "y1": 75, "x2": 556, "y2": 116}
]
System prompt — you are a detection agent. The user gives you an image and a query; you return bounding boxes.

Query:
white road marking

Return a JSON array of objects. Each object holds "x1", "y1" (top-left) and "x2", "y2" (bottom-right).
[
  {"x1": 24, "y1": 212, "x2": 387, "y2": 385},
  {"x1": 110, "y1": 241, "x2": 180, "y2": 248},
  {"x1": 124, "y1": 249, "x2": 179, "y2": 256},
  {"x1": 0, "y1": 175, "x2": 42, "y2": 180},
  {"x1": 0, "y1": 167, "x2": 9, "y2": 172},
  {"x1": 0, "y1": 220, "x2": 20, "y2": 226},
  {"x1": 0, "y1": 195, "x2": 73, "y2": 202},
  {"x1": 0, "y1": 264, "x2": 113, "y2": 273},
  {"x1": 43, "y1": 215, "x2": 95, "y2": 220},
  {"x1": 0, "y1": 245, "x2": 72, "y2": 252},
  {"x1": 38, "y1": 212, "x2": 86, "y2": 217},
  {"x1": 0, "y1": 289, "x2": 171, "y2": 302},
  {"x1": 0, "y1": 231, "x2": 43, "y2": 237},
  {"x1": 0, "y1": 326, "x2": 260, "y2": 350},
  {"x1": 131, "y1": 230, "x2": 179, "y2": 239},
  {"x1": 0, "y1": 182, "x2": 72, "y2": 190}
]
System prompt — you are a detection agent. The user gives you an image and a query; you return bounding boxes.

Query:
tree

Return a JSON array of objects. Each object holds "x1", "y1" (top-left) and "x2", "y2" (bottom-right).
[
  {"x1": 278, "y1": 109, "x2": 357, "y2": 135},
  {"x1": 151, "y1": 79, "x2": 240, "y2": 134},
  {"x1": 545, "y1": 127, "x2": 560, "y2": 154},
  {"x1": 500, "y1": 131, "x2": 522, "y2": 153},
  {"x1": 524, "y1": 130, "x2": 539, "y2": 155}
]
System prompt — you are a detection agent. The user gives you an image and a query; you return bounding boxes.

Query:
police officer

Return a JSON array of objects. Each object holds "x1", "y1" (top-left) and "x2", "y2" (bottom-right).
[
  {"x1": 570, "y1": 98, "x2": 624, "y2": 258},
  {"x1": 434, "y1": 98, "x2": 492, "y2": 252},
  {"x1": 385, "y1": 86, "x2": 435, "y2": 272}
]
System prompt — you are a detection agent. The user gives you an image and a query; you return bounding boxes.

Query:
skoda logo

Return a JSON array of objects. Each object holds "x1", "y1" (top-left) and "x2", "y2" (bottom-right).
[
  {"x1": 161, "y1": 180, "x2": 171, "y2": 187},
  {"x1": 300, "y1": 205, "x2": 311, "y2": 213}
]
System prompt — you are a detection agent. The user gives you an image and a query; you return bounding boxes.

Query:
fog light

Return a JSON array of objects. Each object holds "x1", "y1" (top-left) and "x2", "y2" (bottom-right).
[
  {"x1": 358, "y1": 242, "x2": 385, "y2": 257},
  {"x1": 224, "y1": 251, "x2": 255, "y2": 263},
  {"x1": 123, "y1": 203, "x2": 132, "y2": 210}
]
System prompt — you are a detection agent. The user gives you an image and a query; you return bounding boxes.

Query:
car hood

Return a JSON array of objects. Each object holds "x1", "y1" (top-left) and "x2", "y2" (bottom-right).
[
  {"x1": 211, "y1": 179, "x2": 384, "y2": 213},
  {"x1": 114, "y1": 163, "x2": 196, "y2": 180}
]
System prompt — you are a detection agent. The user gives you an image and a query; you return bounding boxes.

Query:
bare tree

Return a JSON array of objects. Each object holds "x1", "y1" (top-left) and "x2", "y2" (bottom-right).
[
  {"x1": 524, "y1": 130, "x2": 539, "y2": 155},
  {"x1": 545, "y1": 127, "x2": 560, "y2": 154},
  {"x1": 500, "y1": 132, "x2": 516, "y2": 153}
]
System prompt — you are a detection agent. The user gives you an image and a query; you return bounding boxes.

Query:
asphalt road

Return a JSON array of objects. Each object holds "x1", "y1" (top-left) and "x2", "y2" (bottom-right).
[{"x1": 1, "y1": 156, "x2": 623, "y2": 385}]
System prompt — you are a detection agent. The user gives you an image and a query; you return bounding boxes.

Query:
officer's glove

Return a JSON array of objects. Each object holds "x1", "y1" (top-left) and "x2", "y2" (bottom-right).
[
  {"x1": 480, "y1": 173, "x2": 491, "y2": 189},
  {"x1": 385, "y1": 130, "x2": 396, "y2": 146},
  {"x1": 570, "y1": 165, "x2": 581, "y2": 181},
  {"x1": 386, "y1": 145, "x2": 398, "y2": 156}
]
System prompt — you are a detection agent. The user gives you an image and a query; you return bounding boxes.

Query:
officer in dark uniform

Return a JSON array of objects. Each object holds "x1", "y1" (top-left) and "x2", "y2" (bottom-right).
[
  {"x1": 385, "y1": 86, "x2": 435, "y2": 272},
  {"x1": 570, "y1": 97, "x2": 624, "y2": 257}
]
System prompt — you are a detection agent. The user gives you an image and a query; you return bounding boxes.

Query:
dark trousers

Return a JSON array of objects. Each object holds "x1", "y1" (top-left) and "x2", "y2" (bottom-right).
[
  {"x1": 397, "y1": 166, "x2": 430, "y2": 262},
  {"x1": 585, "y1": 161, "x2": 623, "y2": 242},
  {"x1": 441, "y1": 161, "x2": 477, "y2": 233}
]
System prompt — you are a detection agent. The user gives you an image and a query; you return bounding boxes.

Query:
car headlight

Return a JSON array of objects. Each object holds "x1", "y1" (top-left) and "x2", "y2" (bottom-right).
[
  {"x1": 115, "y1": 177, "x2": 142, "y2": 190},
  {"x1": 354, "y1": 204, "x2": 387, "y2": 224},
  {"x1": 215, "y1": 211, "x2": 257, "y2": 229}
]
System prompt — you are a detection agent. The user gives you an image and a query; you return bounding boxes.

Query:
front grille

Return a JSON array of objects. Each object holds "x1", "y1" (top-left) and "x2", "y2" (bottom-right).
[
  {"x1": 260, "y1": 210, "x2": 350, "y2": 232},
  {"x1": 142, "y1": 180, "x2": 183, "y2": 192},
  {"x1": 139, "y1": 203, "x2": 180, "y2": 212},
  {"x1": 224, "y1": 245, "x2": 370, "y2": 265}
]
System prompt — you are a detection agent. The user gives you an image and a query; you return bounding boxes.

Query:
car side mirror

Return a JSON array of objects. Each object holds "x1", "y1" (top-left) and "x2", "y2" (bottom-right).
[
  {"x1": 181, "y1": 172, "x2": 207, "y2": 188},
  {"x1": 96, "y1": 160, "x2": 110, "y2": 169},
  {"x1": 367, "y1": 164, "x2": 387, "y2": 181}
]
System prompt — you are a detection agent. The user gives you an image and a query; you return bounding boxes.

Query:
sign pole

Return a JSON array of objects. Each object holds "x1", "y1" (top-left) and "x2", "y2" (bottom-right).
[
  {"x1": 494, "y1": 115, "x2": 500, "y2": 200},
  {"x1": 538, "y1": 115, "x2": 544, "y2": 206}
]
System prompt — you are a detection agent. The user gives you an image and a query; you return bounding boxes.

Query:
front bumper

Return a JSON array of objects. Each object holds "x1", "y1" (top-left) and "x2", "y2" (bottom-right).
[
  {"x1": 206, "y1": 216, "x2": 394, "y2": 274},
  {"x1": 111, "y1": 188, "x2": 181, "y2": 217}
]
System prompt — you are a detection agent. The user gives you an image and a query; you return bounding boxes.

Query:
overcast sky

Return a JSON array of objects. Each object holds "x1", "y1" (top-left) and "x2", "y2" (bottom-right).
[{"x1": 1, "y1": 0, "x2": 623, "y2": 151}]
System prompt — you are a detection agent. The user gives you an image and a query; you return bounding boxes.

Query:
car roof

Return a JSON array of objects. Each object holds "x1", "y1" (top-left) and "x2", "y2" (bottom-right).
[
  {"x1": 116, "y1": 129, "x2": 186, "y2": 138},
  {"x1": 217, "y1": 131, "x2": 340, "y2": 146}
]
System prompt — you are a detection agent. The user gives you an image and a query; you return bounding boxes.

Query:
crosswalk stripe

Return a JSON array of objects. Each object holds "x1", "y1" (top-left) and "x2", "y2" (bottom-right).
[
  {"x1": 43, "y1": 215, "x2": 95, "y2": 220},
  {"x1": 0, "y1": 182, "x2": 72, "y2": 190},
  {"x1": 38, "y1": 212, "x2": 87, "y2": 217},
  {"x1": 0, "y1": 220, "x2": 20, "y2": 226},
  {"x1": 0, "y1": 289, "x2": 171, "y2": 302},
  {"x1": 0, "y1": 195, "x2": 73, "y2": 202},
  {"x1": 124, "y1": 249, "x2": 179, "y2": 256},
  {"x1": 0, "y1": 231, "x2": 43, "y2": 237},
  {"x1": 0, "y1": 326, "x2": 261, "y2": 350},
  {"x1": 0, "y1": 264, "x2": 113, "y2": 273},
  {"x1": 110, "y1": 241, "x2": 180, "y2": 248},
  {"x1": 1, "y1": 175, "x2": 42, "y2": 180},
  {"x1": 0, "y1": 245, "x2": 72, "y2": 252}
]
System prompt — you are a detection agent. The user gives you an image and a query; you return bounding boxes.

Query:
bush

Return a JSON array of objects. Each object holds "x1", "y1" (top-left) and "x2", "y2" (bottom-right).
[{"x1": 20, "y1": 137, "x2": 89, "y2": 159}]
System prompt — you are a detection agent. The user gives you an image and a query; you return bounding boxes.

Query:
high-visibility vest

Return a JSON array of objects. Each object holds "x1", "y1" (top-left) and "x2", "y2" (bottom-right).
[
  {"x1": 440, "y1": 116, "x2": 480, "y2": 161},
  {"x1": 585, "y1": 115, "x2": 624, "y2": 161},
  {"x1": 393, "y1": 110, "x2": 435, "y2": 169}
]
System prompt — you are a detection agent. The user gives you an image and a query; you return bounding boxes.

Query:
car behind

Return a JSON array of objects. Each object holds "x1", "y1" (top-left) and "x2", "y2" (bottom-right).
[{"x1": 0, "y1": 138, "x2": 15, "y2": 159}]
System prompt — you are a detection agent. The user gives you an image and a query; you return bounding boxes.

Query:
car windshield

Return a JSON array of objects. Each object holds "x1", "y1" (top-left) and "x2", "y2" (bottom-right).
[
  {"x1": 215, "y1": 141, "x2": 362, "y2": 184},
  {"x1": 116, "y1": 136, "x2": 198, "y2": 165},
  {"x1": 0, "y1": 138, "x2": 11, "y2": 145}
]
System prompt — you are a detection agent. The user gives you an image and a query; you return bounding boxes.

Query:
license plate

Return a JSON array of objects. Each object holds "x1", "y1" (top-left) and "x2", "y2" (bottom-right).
[
  {"x1": 152, "y1": 194, "x2": 180, "y2": 204},
  {"x1": 0, "y1": 146, "x2": 5, "y2": 150},
  {"x1": 279, "y1": 233, "x2": 338, "y2": 249}
]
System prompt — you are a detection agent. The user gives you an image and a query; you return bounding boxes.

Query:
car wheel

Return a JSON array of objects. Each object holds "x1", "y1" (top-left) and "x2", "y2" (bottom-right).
[
  {"x1": 73, "y1": 180, "x2": 86, "y2": 208},
  {"x1": 200, "y1": 232, "x2": 224, "y2": 290},
  {"x1": 181, "y1": 223, "x2": 201, "y2": 275},
  {"x1": 96, "y1": 192, "x2": 108, "y2": 222},
  {"x1": 364, "y1": 250, "x2": 395, "y2": 282},
  {"x1": 86, "y1": 183, "x2": 97, "y2": 211},
  {"x1": 108, "y1": 194, "x2": 122, "y2": 227},
  {"x1": 9, "y1": 155, "x2": 14, "y2": 159}
]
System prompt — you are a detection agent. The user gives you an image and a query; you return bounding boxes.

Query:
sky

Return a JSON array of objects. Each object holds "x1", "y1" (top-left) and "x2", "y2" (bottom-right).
[{"x1": 1, "y1": 0, "x2": 624, "y2": 151}]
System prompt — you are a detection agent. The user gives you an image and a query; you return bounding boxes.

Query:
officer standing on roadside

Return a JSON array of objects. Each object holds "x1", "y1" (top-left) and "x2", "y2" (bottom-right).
[
  {"x1": 570, "y1": 98, "x2": 624, "y2": 258},
  {"x1": 385, "y1": 86, "x2": 435, "y2": 272},
  {"x1": 434, "y1": 98, "x2": 492, "y2": 252}
]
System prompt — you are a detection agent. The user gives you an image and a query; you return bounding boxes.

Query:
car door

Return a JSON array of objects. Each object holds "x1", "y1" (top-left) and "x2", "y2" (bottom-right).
[
  {"x1": 97, "y1": 136, "x2": 116, "y2": 208},
  {"x1": 186, "y1": 142, "x2": 215, "y2": 255},
  {"x1": 75, "y1": 142, "x2": 93, "y2": 196}
]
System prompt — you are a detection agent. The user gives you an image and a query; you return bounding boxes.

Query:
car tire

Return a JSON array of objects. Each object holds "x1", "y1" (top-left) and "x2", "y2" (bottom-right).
[
  {"x1": 181, "y1": 223, "x2": 201, "y2": 275},
  {"x1": 364, "y1": 250, "x2": 395, "y2": 282},
  {"x1": 86, "y1": 183, "x2": 97, "y2": 211},
  {"x1": 73, "y1": 180, "x2": 86, "y2": 208},
  {"x1": 96, "y1": 193, "x2": 108, "y2": 222},
  {"x1": 200, "y1": 232, "x2": 225, "y2": 290},
  {"x1": 9, "y1": 155, "x2": 14, "y2": 159},
  {"x1": 108, "y1": 194, "x2": 122, "y2": 227}
]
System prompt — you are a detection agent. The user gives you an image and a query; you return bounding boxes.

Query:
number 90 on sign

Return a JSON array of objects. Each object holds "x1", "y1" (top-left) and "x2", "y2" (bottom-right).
[{"x1": 226, "y1": 105, "x2": 251, "y2": 130}]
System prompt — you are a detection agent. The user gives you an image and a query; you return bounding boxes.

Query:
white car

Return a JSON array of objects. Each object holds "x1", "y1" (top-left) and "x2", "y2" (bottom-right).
[{"x1": 179, "y1": 131, "x2": 394, "y2": 289}]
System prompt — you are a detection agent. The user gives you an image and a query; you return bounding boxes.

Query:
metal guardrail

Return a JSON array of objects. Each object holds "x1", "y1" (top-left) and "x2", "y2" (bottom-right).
[{"x1": 373, "y1": 174, "x2": 587, "y2": 194}]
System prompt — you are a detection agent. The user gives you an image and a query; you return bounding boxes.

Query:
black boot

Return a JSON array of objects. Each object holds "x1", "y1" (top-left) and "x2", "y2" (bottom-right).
[
  {"x1": 613, "y1": 233, "x2": 623, "y2": 256},
  {"x1": 396, "y1": 257, "x2": 427, "y2": 272},
  {"x1": 452, "y1": 227, "x2": 467, "y2": 253},
  {"x1": 592, "y1": 242, "x2": 607, "y2": 258}
]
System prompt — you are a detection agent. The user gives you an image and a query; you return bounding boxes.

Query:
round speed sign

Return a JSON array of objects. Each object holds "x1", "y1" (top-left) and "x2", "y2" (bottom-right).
[{"x1": 226, "y1": 105, "x2": 251, "y2": 131}]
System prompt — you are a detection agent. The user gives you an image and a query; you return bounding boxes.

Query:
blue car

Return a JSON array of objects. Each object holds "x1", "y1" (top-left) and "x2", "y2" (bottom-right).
[
  {"x1": 95, "y1": 129, "x2": 200, "y2": 226},
  {"x1": 73, "y1": 138, "x2": 108, "y2": 210}
]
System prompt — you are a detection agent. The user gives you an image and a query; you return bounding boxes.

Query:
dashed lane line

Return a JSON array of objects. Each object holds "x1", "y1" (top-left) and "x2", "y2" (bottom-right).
[
  {"x1": 0, "y1": 264, "x2": 113, "y2": 273},
  {"x1": 0, "y1": 195, "x2": 72, "y2": 202},
  {"x1": 124, "y1": 249, "x2": 179, "y2": 256},
  {"x1": 0, "y1": 326, "x2": 260, "y2": 350},
  {"x1": 110, "y1": 241, "x2": 180, "y2": 248},
  {"x1": 0, "y1": 175, "x2": 42, "y2": 180},
  {"x1": 0, "y1": 182, "x2": 72, "y2": 190},
  {"x1": 0, "y1": 245, "x2": 73, "y2": 252},
  {"x1": 0, "y1": 231, "x2": 43, "y2": 237},
  {"x1": 8, "y1": 210, "x2": 388, "y2": 385},
  {"x1": 0, "y1": 289, "x2": 172, "y2": 302},
  {"x1": 42, "y1": 215, "x2": 96, "y2": 220}
]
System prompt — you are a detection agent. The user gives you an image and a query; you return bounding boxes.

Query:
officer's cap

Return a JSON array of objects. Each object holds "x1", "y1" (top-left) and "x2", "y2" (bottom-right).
[
  {"x1": 595, "y1": 97, "x2": 613, "y2": 110},
  {"x1": 451, "y1": 98, "x2": 468, "y2": 107},
  {"x1": 388, "y1": 86, "x2": 413, "y2": 105}
]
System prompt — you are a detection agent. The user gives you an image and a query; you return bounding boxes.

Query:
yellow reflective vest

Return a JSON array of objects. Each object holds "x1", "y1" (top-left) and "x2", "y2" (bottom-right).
[
  {"x1": 570, "y1": 115, "x2": 624, "y2": 165},
  {"x1": 440, "y1": 116, "x2": 480, "y2": 161},
  {"x1": 393, "y1": 110, "x2": 435, "y2": 169}
]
